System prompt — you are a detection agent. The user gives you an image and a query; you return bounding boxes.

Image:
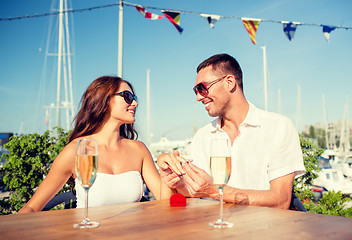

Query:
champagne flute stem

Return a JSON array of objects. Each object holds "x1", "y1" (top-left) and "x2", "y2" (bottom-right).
[
  {"x1": 219, "y1": 187, "x2": 224, "y2": 222},
  {"x1": 85, "y1": 188, "x2": 89, "y2": 222}
]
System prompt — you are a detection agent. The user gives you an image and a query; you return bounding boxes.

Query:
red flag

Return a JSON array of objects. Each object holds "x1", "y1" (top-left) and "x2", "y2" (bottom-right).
[{"x1": 135, "y1": 5, "x2": 164, "y2": 20}]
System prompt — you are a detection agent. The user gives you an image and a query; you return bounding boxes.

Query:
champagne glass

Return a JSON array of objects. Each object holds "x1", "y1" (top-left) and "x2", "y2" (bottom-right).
[
  {"x1": 209, "y1": 138, "x2": 233, "y2": 228},
  {"x1": 73, "y1": 139, "x2": 99, "y2": 229}
]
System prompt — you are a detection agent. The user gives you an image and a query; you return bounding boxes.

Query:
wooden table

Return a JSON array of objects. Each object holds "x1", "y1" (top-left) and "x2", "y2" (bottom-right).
[{"x1": 1, "y1": 198, "x2": 352, "y2": 239}]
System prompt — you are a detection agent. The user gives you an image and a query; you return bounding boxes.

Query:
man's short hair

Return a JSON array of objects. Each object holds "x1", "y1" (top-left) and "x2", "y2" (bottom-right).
[{"x1": 197, "y1": 53, "x2": 243, "y2": 90}]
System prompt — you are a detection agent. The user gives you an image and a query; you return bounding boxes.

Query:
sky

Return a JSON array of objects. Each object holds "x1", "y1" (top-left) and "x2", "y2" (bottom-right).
[{"x1": 0, "y1": 0, "x2": 351, "y2": 144}]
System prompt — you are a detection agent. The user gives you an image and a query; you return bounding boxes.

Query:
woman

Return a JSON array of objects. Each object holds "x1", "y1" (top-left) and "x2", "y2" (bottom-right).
[{"x1": 19, "y1": 76, "x2": 173, "y2": 213}]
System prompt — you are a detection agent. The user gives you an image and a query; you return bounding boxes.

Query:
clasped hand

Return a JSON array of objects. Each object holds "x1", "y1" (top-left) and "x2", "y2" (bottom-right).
[{"x1": 157, "y1": 150, "x2": 219, "y2": 199}]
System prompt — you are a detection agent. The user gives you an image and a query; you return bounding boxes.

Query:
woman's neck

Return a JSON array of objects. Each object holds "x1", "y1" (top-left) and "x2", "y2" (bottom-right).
[{"x1": 91, "y1": 120, "x2": 124, "y2": 148}]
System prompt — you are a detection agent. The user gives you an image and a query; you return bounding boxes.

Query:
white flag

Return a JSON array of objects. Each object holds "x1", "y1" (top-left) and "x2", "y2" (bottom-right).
[{"x1": 200, "y1": 14, "x2": 220, "y2": 28}]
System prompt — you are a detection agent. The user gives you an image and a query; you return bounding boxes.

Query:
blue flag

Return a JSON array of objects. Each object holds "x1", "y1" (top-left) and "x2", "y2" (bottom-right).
[
  {"x1": 282, "y1": 22, "x2": 298, "y2": 41},
  {"x1": 322, "y1": 25, "x2": 336, "y2": 42}
]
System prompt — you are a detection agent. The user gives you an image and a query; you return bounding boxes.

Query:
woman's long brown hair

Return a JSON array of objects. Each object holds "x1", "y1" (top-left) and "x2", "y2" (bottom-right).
[{"x1": 69, "y1": 76, "x2": 138, "y2": 142}]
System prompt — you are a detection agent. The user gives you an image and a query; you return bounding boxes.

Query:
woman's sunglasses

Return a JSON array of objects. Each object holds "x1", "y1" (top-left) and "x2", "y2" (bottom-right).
[
  {"x1": 193, "y1": 75, "x2": 226, "y2": 97},
  {"x1": 114, "y1": 90, "x2": 137, "y2": 104}
]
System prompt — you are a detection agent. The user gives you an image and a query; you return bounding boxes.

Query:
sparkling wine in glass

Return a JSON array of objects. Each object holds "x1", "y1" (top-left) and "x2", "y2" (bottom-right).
[
  {"x1": 73, "y1": 139, "x2": 99, "y2": 229},
  {"x1": 209, "y1": 138, "x2": 233, "y2": 228}
]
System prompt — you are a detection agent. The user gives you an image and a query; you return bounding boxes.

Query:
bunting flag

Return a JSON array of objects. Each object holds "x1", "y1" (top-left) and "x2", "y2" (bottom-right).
[
  {"x1": 282, "y1": 21, "x2": 299, "y2": 41},
  {"x1": 242, "y1": 18, "x2": 261, "y2": 44},
  {"x1": 162, "y1": 10, "x2": 183, "y2": 33},
  {"x1": 135, "y1": 5, "x2": 164, "y2": 20},
  {"x1": 200, "y1": 13, "x2": 220, "y2": 28},
  {"x1": 322, "y1": 25, "x2": 336, "y2": 42}
]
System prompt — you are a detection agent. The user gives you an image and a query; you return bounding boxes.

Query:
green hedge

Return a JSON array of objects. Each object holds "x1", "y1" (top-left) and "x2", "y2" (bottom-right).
[{"x1": 0, "y1": 127, "x2": 71, "y2": 214}]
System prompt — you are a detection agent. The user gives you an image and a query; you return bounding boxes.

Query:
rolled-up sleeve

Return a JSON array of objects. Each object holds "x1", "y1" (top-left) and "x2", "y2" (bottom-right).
[{"x1": 267, "y1": 116, "x2": 306, "y2": 181}]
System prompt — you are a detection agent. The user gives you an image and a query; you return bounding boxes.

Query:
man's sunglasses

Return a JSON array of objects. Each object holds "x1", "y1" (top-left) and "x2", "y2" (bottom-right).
[
  {"x1": 114, "y1": 90, "x2": 137, "y2": 104},
  {"x1": 193, "y1": 75, "x2": 226, "y2": 97}
]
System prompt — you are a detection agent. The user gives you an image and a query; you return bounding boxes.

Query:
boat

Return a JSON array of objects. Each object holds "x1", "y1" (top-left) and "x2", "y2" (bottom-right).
[
  {"x1": 313, "y1": 94, "x2": 352, "y2": 197},
  {"x1": 149, "y1": 137, "x2": 192, "y2": 160},
  {"x1": 313, "y1": 166, "x2": 352, "y2": 195},
  {"x1": 313, "y1": 148, "x2": 352, "y2": 196},
  {"x1": 330, "y1": 153, "x2": 352, "y2": 179}
]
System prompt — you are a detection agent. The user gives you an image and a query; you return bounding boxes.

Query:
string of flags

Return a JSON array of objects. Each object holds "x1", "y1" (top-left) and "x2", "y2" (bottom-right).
[
  {"x1": 128, "y1": 1, "x2": 351, "y2": 44},
  {"x1": 1, "y1": 1, "x2": 351, "y2": 44}
]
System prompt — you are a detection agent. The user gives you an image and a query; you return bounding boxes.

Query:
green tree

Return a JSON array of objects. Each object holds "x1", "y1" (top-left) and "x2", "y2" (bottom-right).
[
  {"x1": 315, "y1": 128, "x2": 326, "y2": 149},
  {"x1": 0, "y1": 128, "x2": 71, "y2": 214},
  {"x1": 294, "y1": 135, "x2": 323, "y2": 195},
  {"x1": 308, "y1": 125, "x2": 315, "y2": 139},
  {"x1": 294, "y1": 135, "x2": 352, "y2": 217}
]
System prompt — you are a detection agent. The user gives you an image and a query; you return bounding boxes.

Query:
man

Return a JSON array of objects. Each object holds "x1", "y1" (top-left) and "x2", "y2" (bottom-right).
[{"x1": 157, "y1": 53, "x2": 305, "y2": 209}]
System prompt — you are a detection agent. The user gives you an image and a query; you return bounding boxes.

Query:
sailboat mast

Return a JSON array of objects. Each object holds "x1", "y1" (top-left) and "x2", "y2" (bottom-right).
[
  {"x1": 194, "y1": 104, "x2": 197, "y2": 133},
  {"x1": 64, "y1": 0, "x2": 74, "y2": 124},
  {"x1": 49, "y1": 0, "x2": 74, "y2": 131},
  {"x1": 322, "y1": 94, "x2": 330, "y2": 149},
  {"x1": 346, "y1": 95, "x2": 350, "y2": 152},
  {"x1": 340, "y1": 94, "x2": 351, "y2": 152},
  {"x1": 278, "y1": 88, "x2": 281, "y2": 114},
  {"x1": 62, "y1": 38, "x2": 70, "y2": 129},
  {"x1": 261, "y1": 46, "x2": 268, "y2": 111},
  {"x1": 117, "y1": 0, "x2": 124, "y2": 77},
  {"x1": 146, "y1": 69, "x2": 151, "y2": 147},
  {"x1": 296, "y1": 83, "x2": 301, "y2": 132},
  {"x1": 56, "y1": 0, "x2": 64, "y2": 127}
]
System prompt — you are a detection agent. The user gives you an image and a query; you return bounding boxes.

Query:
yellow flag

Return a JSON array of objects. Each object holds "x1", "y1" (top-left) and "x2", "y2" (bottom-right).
[{"x1": 242, "y1": 18, "x2": 261, "y2": 44}]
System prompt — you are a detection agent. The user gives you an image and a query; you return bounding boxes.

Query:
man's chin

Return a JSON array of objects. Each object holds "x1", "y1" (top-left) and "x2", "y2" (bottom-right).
[{"x1": 207, "y1": 110, "x2": 218, "y2": 117}]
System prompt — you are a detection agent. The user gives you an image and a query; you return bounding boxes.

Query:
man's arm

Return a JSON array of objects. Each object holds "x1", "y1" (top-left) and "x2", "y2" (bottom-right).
[
  {"x1": 223, "y1": 173, "x2": 294, "y2": 209},
  {"x1": 183, "y1": 162, "x2": 294, "y2": 209},
  {"x1": 157, "y1": 152, "x2": 294, "y2": 209}
]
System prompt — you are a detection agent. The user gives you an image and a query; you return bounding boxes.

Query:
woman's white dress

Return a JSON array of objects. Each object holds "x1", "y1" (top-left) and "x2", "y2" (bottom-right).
[{"x1": 75, "y1": 171, "x2": 143, "y2": 208}]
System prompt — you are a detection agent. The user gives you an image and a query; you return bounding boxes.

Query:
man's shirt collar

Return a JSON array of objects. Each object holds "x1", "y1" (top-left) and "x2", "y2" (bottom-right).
[{"x1": 210, "y1": 103, "x2": 261, "y2": 132}]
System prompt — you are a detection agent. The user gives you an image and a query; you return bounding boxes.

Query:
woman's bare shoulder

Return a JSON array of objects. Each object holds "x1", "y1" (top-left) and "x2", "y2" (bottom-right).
[
  {"x1": 128, "y1": 139, "x2": 148, "y2": 147},
  {"x1": 60, "y1": 139, "x2": 78, "y2": 155},
  {"x1": 123, "y1": 139, "x2": 150, "y2": 154},
  {"x1": 52, "y1": 139, "x2": 78, "y2": 167}
]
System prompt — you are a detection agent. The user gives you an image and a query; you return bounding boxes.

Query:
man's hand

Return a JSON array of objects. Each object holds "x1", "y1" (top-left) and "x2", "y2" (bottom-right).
[
  {"x1": 157, "y1": 150, "x2": 186, "y2": 175},
  {"x1": 157, "y1": 151, "x2": 218, "y2": 199},
  {"x1": 182, "y1": 162, "x2": 219, "y2": 199},
  {"x1": 157, "y1": 150, "x2": 187, "y2": 189}
]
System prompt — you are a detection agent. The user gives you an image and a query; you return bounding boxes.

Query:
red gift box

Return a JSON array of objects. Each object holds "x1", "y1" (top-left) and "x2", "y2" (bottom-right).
[{"x1": 170, "y1": 193, "x2": 187, "y2": 207}]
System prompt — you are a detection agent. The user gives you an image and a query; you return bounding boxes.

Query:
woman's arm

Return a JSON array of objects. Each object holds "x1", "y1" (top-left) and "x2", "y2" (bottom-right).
[
  {"x1": 138, "y1": 142, "x2": 174, "y2": 200},
  {"x1": 18, "y1": 141, "x2": 77, "y2": 213}
]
